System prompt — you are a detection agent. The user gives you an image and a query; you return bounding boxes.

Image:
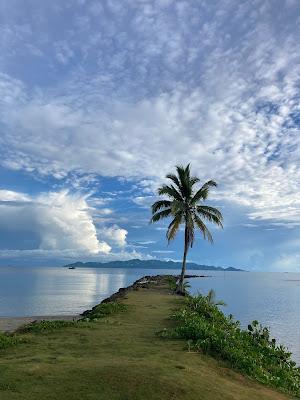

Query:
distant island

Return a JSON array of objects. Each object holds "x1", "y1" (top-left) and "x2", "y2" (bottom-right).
[{"x1": 64, "y1": 259, "x2": 244, "y2": 272}]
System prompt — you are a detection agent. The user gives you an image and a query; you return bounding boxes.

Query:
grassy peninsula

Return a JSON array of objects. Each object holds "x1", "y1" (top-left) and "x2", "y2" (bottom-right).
[{"x1": 0, "y1": 276, "x2": 296, "y2": 399}]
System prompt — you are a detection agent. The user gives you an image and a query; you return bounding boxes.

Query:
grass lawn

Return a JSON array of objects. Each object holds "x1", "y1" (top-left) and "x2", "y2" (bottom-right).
[{"x1": 0, "y1": 281, "x2": 292, "y2": 400}]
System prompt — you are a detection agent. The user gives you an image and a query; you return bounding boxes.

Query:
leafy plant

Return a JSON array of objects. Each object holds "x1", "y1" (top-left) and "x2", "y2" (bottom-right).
[
  {"x1": 81, "y1": 302, "x2": 128, "y2": 321},
  {"x1": 0, "y1": 332, "x2": 24, "y2": 349},
  {"x1": 150, "y1": 164, "x2": 223, "y2": 294},
  {"x1": 160, "y1": 293, "x2": 300, "y2": 397},
  {"x1": 182, "y1": 281, "x2": 191, "y2": 295},
  {"x1": 166, "y1": 276, "x2": 177, "y2": 292},
  {"x1": 18, "y1": 320, "x2": 82, "y2": 333},
  {"x1": 205, "y1": 289, "x2": 226, "y2": 306}
]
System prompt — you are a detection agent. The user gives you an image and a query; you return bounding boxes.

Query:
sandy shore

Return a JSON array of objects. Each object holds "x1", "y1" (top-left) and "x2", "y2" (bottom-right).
[{"x1": 0, "y1": 315, "x2": 79, "y2": 333}]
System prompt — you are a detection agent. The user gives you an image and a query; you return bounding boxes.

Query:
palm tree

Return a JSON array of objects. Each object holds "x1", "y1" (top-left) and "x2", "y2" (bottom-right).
[{"x1": 150, "y1": 164, "x2": 223, "y2": 294}]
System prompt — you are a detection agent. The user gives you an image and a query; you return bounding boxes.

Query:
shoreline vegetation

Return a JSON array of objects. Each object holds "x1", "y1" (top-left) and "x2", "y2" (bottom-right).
[
  {"x1": 0, "y1": 315, "x2": 79, "y2": 334},
  {"x1": 0, "y1": 275, "x2": 298, "y2": 399}
]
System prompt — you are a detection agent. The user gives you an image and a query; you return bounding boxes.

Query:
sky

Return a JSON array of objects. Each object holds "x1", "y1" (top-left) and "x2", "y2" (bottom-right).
[{"x1": 0, "y1": 0, "x2": 299, "y2": 271}]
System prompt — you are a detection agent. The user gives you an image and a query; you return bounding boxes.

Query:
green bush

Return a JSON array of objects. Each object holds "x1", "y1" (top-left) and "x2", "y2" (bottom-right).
[
  {"x1": 18, "y1": 319, "x2": 81, "y2": 333},
  {"x1": 166, "y1": 276, "x2": 177, "y2": 291},
  {"x1": 0, "y1": 332, "x2": 24, "y2": 349},
  {"x1": 81, "y1": 302, "x2": 128, "y2": 321},
  {"x1": 162, "y1": 294, "x2": 300, "y2": 397},
  {"x1": 166, "y1": 277, "x2": 190, "y2": 294}
]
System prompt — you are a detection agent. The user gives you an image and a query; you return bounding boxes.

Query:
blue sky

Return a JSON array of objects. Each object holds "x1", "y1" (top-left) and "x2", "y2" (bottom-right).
[{"x1": 0, "y1": 0, "x2": 299, "y2": 271}]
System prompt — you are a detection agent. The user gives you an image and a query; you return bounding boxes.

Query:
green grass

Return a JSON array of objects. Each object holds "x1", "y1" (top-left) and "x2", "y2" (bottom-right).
[{"x1": 0, "y1": 280, "x2": 293, "y2": 400}]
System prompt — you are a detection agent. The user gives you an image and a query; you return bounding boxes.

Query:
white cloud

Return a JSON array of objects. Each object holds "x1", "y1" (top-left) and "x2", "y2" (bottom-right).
[
  {"x1": 271, "y1": 253, "x2": 300, "y2": 272},
  {"x1": 1, "y1": 72, "x2": 299, "y2": 227},
  {"x1": 0, "y1": 248, "x2": 154, "y2": 263},
  {"x1": 0, "y1": 0, "x2": 299, "y2": 230},
  {"x1": 0, "y1": 189, "x2": 31, "y2": 202},
  {"x1": 136, "y1": 240, "x2": 156, "y2": 245},
  {"x1": 152, "y1": 250, "x2": 174, "y2": 254},
  {"x1": 99, "y1": 225, "x2": 128, "y2": 247},
  {"x1": 36, "y1": 191, "x2": 110, "y2": 254},
  {"x1": 98, "y1": 208, "x2": 113, "y2": 215},
  {"x1": 0, "y1": 190, "x2": 111, "y2": 255},
  {"x1": 132, "y1": 196, "x2": 158, "y2": 208}
]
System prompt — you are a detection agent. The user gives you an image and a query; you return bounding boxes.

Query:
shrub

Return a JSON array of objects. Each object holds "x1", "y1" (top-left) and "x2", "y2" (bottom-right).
[
  {"x1": 166, "y1": 277, "x2": 190, "y2": 295},
  {"x1": 161, "y1": 293, "x2": 300, "y2": 397},
  {"x1": 0, "y1": 332, "x2": 24, "y2": 349},
  {"x1": 166, "y1": 276, "x2": 177, "y2": 292},
  {"x1": 18, "y1": 319, "x2": 81, "y2": 333},
  {"x1": 81, "y1": 302, "x2": 127, "y2": 321}
]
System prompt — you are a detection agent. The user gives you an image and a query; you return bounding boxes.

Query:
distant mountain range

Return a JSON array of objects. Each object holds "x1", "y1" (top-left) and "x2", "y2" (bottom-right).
[{"x1": 64, "y1": 259, "x2": 244, "y2": 272}]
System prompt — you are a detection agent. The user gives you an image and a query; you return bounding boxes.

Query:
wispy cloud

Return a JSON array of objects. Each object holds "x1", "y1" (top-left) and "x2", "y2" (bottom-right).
[{"x1": 152, "y1": 250, "x2": 174, "y2": 254}]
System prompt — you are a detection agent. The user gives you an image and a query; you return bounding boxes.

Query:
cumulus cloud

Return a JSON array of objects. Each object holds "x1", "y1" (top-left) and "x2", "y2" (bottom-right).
[
  {"x1": 99, "y1": 225, "x2": 128, "y2": 247},
  {"x1": 0, "y1": 189, "x2": 111, "y2": 255},
  {"x1": 36, "y1": 191, "x2": 110, "y2": 254}
]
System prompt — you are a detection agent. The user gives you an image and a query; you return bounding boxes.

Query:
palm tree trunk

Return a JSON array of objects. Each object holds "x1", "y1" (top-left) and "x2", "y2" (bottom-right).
[{"x1": 177, "y1": 225, "x2": 189, "y2": 294}]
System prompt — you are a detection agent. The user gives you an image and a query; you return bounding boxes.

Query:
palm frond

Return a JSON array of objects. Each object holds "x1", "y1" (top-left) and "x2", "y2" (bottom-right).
[
  {"x1": 193, "y1": 214, "x2": 213, "y2": 243},
  {"x1": 151, "y1": 200, "x2": 172, "y2": 213},
  {"x1": 158, "y1": 184, "x2": 183, "y2": 201},
  {"x1": 197, "y1": 205, "x2": 223, "y2": 220},
  {"x1": 189, "y1": 176, "x2": 200, "y2": 187},
  {"x1": 176, "y1": 164, "x2": 191, "y2": 199},
  {"x1": 202, "y1": 180, "x2": 217, "y2": 189},
  {"x1": 150, "y1": 208, "x2": 172, "y2": 223},
  {"x1": 215, "y1": 299, "x2": 226, "y2": 306},
  {"x1": 206, "y1": 289, "x2": 226, "y2": 306},
  {"x1": 206, "y1": 289, "x2": 215, "y2": 304},
  {"x1": 184, "y1": 163, "x2": 191, "y2": 175},
  {"x1": 166, "y1": 214, "x2": 183, "y2": 242},
  {"x1": 166, "y1": 173, "x2": 181, "y2": 190},
  {"x1": 197, "y1": 206, "x2": 223, "y2": 228},
  {"x1": 191, "y1": 180, "x2": 217, "y2": 204}
]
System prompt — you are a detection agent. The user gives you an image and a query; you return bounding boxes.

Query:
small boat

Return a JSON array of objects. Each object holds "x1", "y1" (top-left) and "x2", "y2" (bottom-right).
[{"x1": 68, "y1": 266, "x2": 76, "y2": 270}]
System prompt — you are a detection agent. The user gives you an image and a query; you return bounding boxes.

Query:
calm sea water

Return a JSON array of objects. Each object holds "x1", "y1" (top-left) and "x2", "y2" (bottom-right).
[{"x1": 0, "y1": 266, "x2": 299, "y2": 364}]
